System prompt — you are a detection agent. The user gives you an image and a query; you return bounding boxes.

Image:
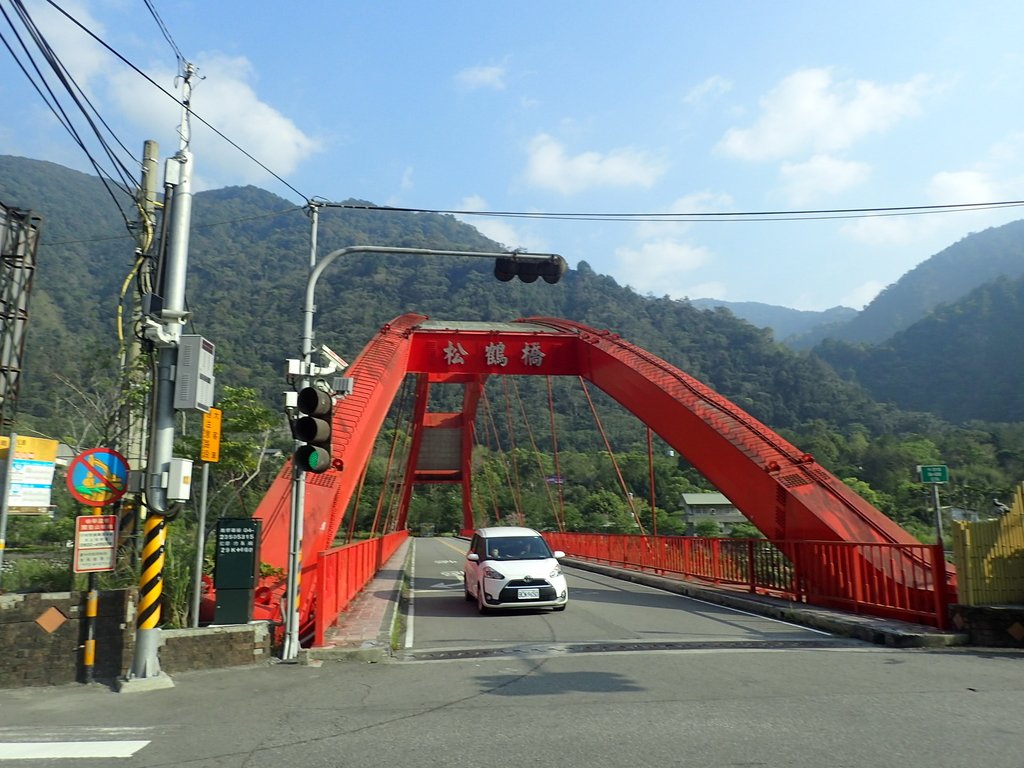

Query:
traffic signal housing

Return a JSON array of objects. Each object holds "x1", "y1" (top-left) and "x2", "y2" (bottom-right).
[
  {"x1": 494, "y1": 254, "x2": 567, "y2": 284},
  {"x1": 293, "y1": 386, "x2": 334, "y2": 473}
]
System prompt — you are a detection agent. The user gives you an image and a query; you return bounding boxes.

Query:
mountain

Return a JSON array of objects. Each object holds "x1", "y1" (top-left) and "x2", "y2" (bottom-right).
[
  {"x1": 0, "y1": 154, "x2": 915, "y2": 446},
  {"x1": 791, "y1": 219, "x2": 1024, "y2": 349},
  {"x1": 8, "y1": 154, "x2": 1024, "y2": 534},
  {"x1": 813, "y1": 274, "x2": 1024, "y2": 423},
  {"x1": 687, "y1": 298, "x2": 858, "y2": 342}
]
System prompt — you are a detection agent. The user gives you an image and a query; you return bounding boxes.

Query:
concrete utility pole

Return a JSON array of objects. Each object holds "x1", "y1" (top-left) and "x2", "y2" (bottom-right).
[
  {"x1": 122, "y1": 64, "x2": 199, "y2": 690},
  {"x1": 118, "y1": 140, "x2": 160, "y2": 564}
]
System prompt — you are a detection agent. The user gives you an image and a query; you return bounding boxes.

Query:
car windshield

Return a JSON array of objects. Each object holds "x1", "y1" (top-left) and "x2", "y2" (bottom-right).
[{"x1": 484, "y1": 536, "x2": 551, "y2": 560}]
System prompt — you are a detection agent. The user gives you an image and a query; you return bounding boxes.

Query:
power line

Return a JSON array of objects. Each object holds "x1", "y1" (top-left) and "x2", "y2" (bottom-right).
[
  {"x1": 1, "y1": 0, "x2": 137, "y2": 227},
  {"x1": 43, "y1": 0, "x2": 311, "y2": 205},
  {"x1": 326, "y1": 199, "x2": 1024, "y2": 224},
  {"x1": 142, "y1": 0, "x2": 184, "y2": 68}
]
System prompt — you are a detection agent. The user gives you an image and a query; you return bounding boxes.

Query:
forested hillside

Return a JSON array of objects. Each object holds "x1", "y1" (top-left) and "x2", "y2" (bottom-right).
[
  {"x1": 3, "y1": 155, "x2": 1024, "y2": 542},
  {"x1": 1, "y1": 155, "x2": 896, "y2": 439},
  {"x1": 814, "y1": 275, "x2": 1024, "y2": 423}
]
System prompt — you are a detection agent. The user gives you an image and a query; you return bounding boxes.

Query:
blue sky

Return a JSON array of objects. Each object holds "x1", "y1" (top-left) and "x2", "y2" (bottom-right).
[{"x1": 4, "y1": 1, "x2": 1024, "y2": 311}]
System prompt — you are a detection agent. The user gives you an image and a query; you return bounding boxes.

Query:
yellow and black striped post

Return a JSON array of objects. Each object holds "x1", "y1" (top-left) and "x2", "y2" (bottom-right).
[
  {"x1": 129, "y1": 512, "x2": 166, "y2": 678},
  {"x1": 82, "y1": 566, "x2": 99, "y2": 683}
]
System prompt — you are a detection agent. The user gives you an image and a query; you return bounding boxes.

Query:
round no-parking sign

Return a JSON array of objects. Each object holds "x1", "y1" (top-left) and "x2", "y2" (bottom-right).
[{"x1": 66, "y1": 448, "x2": 130, "y2": 507}]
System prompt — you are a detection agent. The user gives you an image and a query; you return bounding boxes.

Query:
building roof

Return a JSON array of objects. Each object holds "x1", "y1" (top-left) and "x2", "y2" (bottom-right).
[{"x1": 682, "y1": 492, "x2": 733, "y2": 506}]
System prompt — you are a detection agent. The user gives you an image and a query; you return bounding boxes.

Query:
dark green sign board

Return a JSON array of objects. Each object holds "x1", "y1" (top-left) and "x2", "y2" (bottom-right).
[
  {"x1": 917, "y1": 464, "x2": 949, "y2": 484},
  {"x1": 213, "y1": 518, "x2": 261, "y2": 625},
  {"x1": 214, "y1": 518, "x2": 260, "y2": 590}
]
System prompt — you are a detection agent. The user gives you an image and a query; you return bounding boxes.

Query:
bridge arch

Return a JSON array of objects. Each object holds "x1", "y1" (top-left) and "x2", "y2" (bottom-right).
[{"x1": 253, "y1": 314, "x2": 952, "y2": 634}]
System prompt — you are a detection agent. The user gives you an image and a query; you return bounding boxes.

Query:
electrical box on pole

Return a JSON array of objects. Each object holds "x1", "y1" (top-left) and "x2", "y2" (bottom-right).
[{"x1": 174, "y1": 335, "x2": 215, "y2": 412}]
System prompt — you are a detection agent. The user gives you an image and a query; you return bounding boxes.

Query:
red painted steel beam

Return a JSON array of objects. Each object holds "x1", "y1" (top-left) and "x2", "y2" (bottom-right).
[
  {"x1": 253, "y1": 313, "x2": 426, "y2": 627},
  {"x1": 522, "y1": 316, "x2": 927, "y2": 548}
]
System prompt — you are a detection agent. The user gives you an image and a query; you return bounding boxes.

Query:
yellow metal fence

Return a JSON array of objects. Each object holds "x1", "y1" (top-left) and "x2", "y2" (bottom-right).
[{"x1": 951, "y1": 482, "x2": 1024, "y2": 605}]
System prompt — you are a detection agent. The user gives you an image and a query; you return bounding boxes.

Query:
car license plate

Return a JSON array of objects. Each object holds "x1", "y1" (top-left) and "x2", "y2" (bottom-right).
[{"x1": 518, "y1": 588, "x2": 540, "y2": 600}]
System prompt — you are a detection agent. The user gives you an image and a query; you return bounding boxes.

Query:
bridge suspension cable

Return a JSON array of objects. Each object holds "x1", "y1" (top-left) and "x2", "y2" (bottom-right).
[
  {"x1": 547, "y1": 377, "x2": 568, "y2": 533},
  {"x1": 509, "y1": 377, "x2": 565, "y2": 533},
  {"x1": 579, "y1": 377, "x2": 647, "y2": 534}
]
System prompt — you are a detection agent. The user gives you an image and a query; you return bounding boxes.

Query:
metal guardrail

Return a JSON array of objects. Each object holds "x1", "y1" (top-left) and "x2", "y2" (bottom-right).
[
  {"x1": 545, "y1": 532, "x2": 952, "y2": 629},
  {"x1": 313, "y1": 530, "x2": 408, "y2": 646}
]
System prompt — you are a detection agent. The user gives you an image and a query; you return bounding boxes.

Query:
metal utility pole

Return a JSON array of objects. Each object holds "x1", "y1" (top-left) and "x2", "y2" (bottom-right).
[
  {"x1": 281, "y1": 204, "x2": 320, "y2": 660},
  {"x1": 0, "y1": 205, "x2": 41, "y2": 430},
  {"x1": 123, "y1": 64, "x2": 199, "y2": 689}
]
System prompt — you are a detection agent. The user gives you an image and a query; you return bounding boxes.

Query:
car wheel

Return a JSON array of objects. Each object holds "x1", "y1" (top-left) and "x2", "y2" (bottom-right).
[
  {"x1": 464, "y1": 576, "x2": 473, "y2": 602},
  {"x1": 476, "y1": 584, "x2": 489, "y2": 615}
]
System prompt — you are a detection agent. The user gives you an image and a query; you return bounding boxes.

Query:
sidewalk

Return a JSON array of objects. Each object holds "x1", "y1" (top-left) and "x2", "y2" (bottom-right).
[{"x1": 303, "y1": 538, "x2": 411, "y2": 663}]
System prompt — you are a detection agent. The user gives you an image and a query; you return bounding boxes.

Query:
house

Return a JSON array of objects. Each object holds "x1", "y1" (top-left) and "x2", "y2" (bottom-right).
[{"x1": 680, "y1": 492, "x2": 750, "y2": 534}]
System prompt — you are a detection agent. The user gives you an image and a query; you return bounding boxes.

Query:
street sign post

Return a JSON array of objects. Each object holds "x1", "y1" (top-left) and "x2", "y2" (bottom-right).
[
  {"x1": 66, "y1": 448, "x2": 130, "y2": 507},
  {"x1": 916, "y1": 464, "x2": 949, "y2": 548},
  {"x1": 200, "y1": 407, "x2": 222, "y2": 463},
  {"x1": 917, "y1": 464, "x2": 949, "y2": 484},
  {"x1": 73, "y1": 514, "x2": 117, "y2": 573}
]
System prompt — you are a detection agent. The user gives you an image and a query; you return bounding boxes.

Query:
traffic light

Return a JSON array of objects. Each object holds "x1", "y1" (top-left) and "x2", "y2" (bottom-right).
[
  {"x1": 494, "y1": 254, "x2": 567, "y2": 284},
  {"x1": 293, "y1": 386, "x2": 334, "y2": 473}
]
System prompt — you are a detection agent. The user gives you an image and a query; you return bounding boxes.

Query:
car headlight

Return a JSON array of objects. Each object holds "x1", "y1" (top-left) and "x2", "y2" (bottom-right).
[
  {"x1": 483, "y1": 566, "x2": 505, "y2": 579},
  {"x1": 549, "y1": 564, "x2": 562, "y2": 578}
]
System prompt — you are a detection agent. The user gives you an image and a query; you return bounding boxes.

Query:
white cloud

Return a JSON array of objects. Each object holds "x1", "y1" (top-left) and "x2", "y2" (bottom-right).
[
  {"x1": 614, "y1": 239, "x2": 711, "y2": 297},
  {"x1": 780, "y1": 154, "x2": 870, "y2": 204},
  {"x1": 841, "y1": 215, "x2": 927, "y2": 247},
  {"x1": 400, "y1": 166, "x2": 415, "y2": 191},
  {"x1": 684, "y1": 75, "x2": 732, "y2": 106},
  {"x1": 839, "y1": 280, "x2": 885, "y2": 310},
  {"x1": 456, "y1": 196, "x2": 547, "y2": 252},
  {"x1": 842, "y1": 164, "x2": 1006, "y2": 247},
  {"x1": 685, "y1": 281, "x2": 728, "y2": 300},
  {"x1": 717, "y1": 68, "x2": 929, "y2": 161},
  {"x1": 31, "y1": 0, "x2": 110, "y2": 92},
  {"x1": 635, "y1": 191, "x2": 734, "y2": 239},
  {"x1": 525, "y1": 133, "x2": 666, "y2": 195},
  {"x1": 455, "y1": 65, "x2": 506, "y2": 90},
  {"x1": 927, "y1": 170, "x2": 999, "y2": 204},
  {"x1": 107, "y1": 55, "x2": 320, "y2": 190}
]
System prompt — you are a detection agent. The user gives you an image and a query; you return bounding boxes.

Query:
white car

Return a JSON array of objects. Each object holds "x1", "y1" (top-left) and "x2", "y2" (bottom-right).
[{"x1": 464, "y1": 526, "x2": 569, "y2": 613}]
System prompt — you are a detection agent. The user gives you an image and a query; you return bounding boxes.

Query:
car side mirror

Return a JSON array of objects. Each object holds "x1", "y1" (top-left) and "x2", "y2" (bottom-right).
[
  {"x1": 467, "y1": 553, "x2": 480, "y2": 562},
  {"x1": 552, "y1": 550, "x2": 565, "y2": 559}
]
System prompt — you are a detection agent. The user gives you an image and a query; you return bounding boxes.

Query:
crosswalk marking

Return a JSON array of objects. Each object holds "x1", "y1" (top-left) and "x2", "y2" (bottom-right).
[{"x1": 0, "y1": 740, "x2": 150, "y2": 759}]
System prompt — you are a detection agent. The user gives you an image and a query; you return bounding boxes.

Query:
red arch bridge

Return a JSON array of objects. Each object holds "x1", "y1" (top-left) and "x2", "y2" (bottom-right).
[{"x1": 249, "y1": 314, "x2": 956, "y2": 645}]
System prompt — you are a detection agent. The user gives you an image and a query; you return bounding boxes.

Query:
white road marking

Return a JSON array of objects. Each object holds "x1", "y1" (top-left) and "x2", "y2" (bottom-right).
[
  {"x1": 404, "y1": 539, "x2": 416, "y2": 648},
  {"x1": 0, "y1": 741, "x2": 149, "y2": 759}
]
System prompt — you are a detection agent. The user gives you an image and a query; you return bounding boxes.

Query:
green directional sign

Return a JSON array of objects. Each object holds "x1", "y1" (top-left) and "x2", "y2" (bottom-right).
[{"x1": 917, "y1": 464, "x2": 949, "y2": 484}]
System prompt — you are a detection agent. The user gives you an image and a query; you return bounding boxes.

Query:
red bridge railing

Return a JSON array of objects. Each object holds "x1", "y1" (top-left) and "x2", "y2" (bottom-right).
[
  {"x1": 545, "y1": 532, "x2": 952, "y2": 629},
  {"x1": 313, "y1": 530, "x2": 408, "y2": 646}
]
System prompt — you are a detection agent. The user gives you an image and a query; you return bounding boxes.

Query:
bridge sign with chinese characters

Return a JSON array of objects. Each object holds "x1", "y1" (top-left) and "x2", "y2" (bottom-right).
[{"x1": 406, "y1": 321, "x2": 582, "y2": 376}]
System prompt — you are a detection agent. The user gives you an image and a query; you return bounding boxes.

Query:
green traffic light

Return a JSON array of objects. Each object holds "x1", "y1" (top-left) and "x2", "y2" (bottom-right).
[{"x1": 295, "y1": 444, "x2": 332, "y2": 473}]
